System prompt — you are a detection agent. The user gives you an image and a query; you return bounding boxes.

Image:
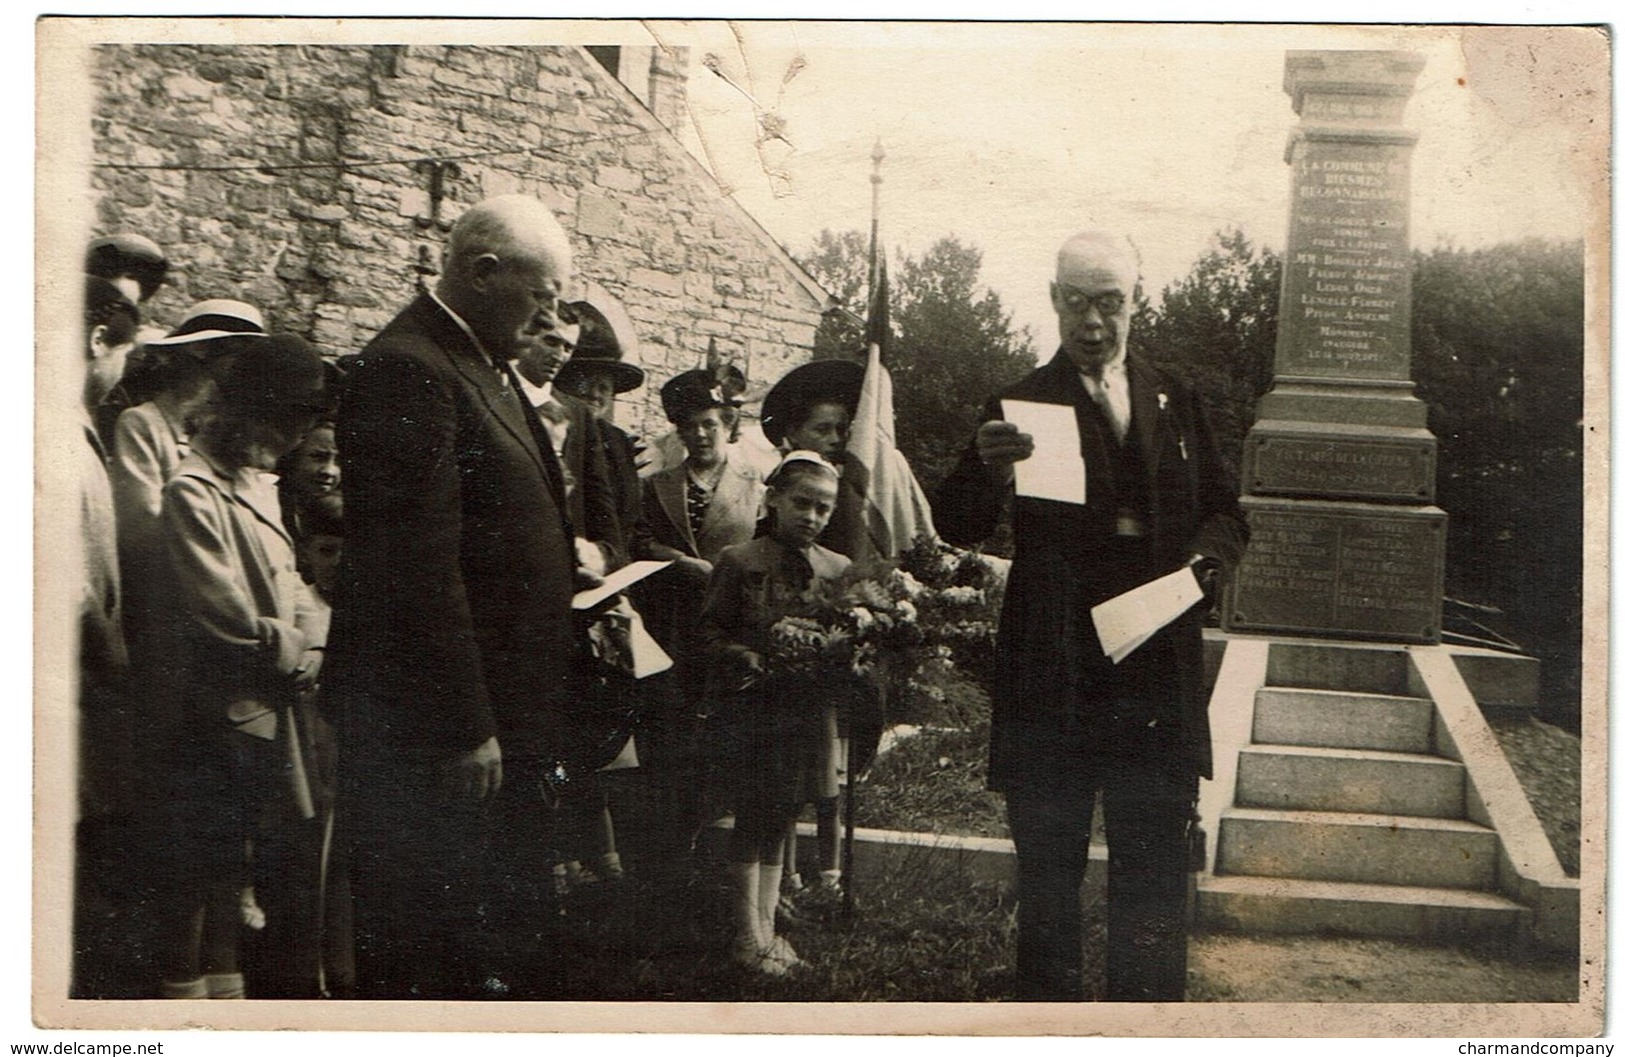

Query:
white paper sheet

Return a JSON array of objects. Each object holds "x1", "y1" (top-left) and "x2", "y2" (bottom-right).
[
  {"x1": 1090, "y1": 566, "x2": 1205, "y2": 664},
  {"x1": 1001, "y1": 399, "x2": 1087, "y2": 505},
  {"x1": 623, "y1": 607, "x2": 674, "y2": 678},
  {"x1": 571, "y1": 559, "x2": 673, "y2": 610}
]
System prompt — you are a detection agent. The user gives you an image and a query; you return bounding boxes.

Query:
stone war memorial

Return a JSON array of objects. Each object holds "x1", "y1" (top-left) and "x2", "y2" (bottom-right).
[
  {"x1": 1197, "y1": 50, "x2": 1577, "y2": 961},
  {"x1": 1224, "y1": 50, "x2": 1444, "y2": 643}
]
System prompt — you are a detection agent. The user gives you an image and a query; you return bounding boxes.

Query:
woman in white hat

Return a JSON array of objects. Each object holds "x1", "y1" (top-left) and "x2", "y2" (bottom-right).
[{"x1": 110, "y1": 301, "x2": 270, "y2": 803}]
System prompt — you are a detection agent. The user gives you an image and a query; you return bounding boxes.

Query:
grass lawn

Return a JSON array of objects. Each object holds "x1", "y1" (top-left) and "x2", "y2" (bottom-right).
[
  {"x1": 549, "y1": 844, "x2": 1075, "y2": 1002},
  {"x1": 861, "y1": 671, "x2": 1582, "y2": 881},
  {"x1": 545, "y1": 659, "x2": 1580, "y2": 1002}
]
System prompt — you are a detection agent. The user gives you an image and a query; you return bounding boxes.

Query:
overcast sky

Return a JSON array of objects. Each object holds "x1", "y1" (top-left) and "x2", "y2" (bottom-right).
[{"x1": 654, "y1": 22, "x2": 1605, "y2": 345}]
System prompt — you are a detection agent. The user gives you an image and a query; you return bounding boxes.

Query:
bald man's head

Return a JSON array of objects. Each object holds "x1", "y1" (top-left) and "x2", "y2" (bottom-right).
[
  {"x1": 439, "y1": 194, "x2": 574, "y2": 362},
  {"x1": 1050, "y1": 230, "x2": 1140, "y2": 374}
]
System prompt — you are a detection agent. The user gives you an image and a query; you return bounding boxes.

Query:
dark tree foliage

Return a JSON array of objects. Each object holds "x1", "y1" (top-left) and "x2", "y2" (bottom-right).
[
  {"x1": 804, "y1": 228, "x2": 869, "y2": 361},
  {"x1": 1136, "y1": 230, "x2": 1583, "y2": 725},
  {"x1": 799, "y1": 230, "x2": 1037, "y2": 490},
  {"x1": 1129, "y1": 228, "x2": 1281, "y2": 480},
  {"x1": 1410, "y1": 238, "x2": 1584, "y2": 725}
]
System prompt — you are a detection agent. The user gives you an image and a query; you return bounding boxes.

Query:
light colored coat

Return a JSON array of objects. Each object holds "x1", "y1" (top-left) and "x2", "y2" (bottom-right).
[
  {"x1": 112, "y1": 400, "x2": 188, "y2": 650},
  {"x1": 112, "y1": 400, "x2": 187, "y2": 552},
  {"x1": 161, "y1": 448, "x2": 326, "y2": 705},
  {"x1": 640, "y1": 455, "x2": 765, "y2": 563}
]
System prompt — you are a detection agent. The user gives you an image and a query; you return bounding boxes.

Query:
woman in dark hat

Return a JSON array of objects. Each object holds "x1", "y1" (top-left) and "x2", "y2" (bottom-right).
[
  {"x1": 759, "y1": 358, "x2": 873, "y2": 565},
  {"x1": 152, "y1": 334, "x2": 333, "y2": 999},
  {"x1": 554, "y1": 301, "x2": 647, "y2": 419},
  {"x1": 639, "y1": 369, "x2": 766, "y2": 577},
  {"x1": 544, "y1": 303, "x2": 651, "y2": 902},
  {"x1": 554, "y1": 301, "x2": 647, "y2": 557}
]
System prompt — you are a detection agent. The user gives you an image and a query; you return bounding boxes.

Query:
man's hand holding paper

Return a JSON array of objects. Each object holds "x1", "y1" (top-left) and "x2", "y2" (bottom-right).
[
  {"x1": 999, "y1": 399, "x2": 1087, "y2": 505},
  {"x1": 1090, "y1": 566, "x2": 1205, "y2": 664}
]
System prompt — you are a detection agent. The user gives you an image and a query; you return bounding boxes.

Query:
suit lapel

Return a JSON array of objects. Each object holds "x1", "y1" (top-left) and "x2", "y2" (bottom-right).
[
  {"x1": 1126, "y1": 356, "x2": 1162, "y2": 484},
  {"x1": 417, "y1": 297, "x2": 570, "y2": 515},
  {"x1": 654, "y1": 466, "x2": 698, "y2": 555}
]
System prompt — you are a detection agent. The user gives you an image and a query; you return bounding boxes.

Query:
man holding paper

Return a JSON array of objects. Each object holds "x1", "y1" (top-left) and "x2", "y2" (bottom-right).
[{"x1": 935, "y1": 230, "x2": 1247, "y2": 1002}]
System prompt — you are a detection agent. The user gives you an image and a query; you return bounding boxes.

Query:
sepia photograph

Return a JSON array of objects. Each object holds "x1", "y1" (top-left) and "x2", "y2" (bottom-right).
[{"x1": 32, "y1": 14, "x2": 1608, "y2": 1039}]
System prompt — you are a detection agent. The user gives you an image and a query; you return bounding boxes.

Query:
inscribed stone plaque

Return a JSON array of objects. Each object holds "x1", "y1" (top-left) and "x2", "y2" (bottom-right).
[
  {"x1": 1248, "y1": 433, "x2": 1434, "y2": 501},
  {"x1": 1226, "y1": 499, "x2": 1445, "y2": 643},
  {"x1": 1275, "y1": 132, "x2": 1416, "y2": 382}
]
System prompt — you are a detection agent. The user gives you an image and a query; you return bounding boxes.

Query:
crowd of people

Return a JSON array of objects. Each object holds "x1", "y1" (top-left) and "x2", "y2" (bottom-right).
[{"x1": 70, "y1": 196, "x2": 1245, "y2": 1004}]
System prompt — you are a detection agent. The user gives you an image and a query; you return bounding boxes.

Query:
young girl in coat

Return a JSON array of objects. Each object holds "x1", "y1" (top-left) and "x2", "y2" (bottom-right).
[
  {"x1": 699, "y1": 451, "x2": 849, "y2": 976},
  {"x1": 153, "y1": 334, "x2": 332, "y2": 999}
]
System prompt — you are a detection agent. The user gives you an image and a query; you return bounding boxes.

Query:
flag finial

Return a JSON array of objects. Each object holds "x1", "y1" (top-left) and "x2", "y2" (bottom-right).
[{"x1": 871, "y1": 138, "x2": 885, "y2": 183}]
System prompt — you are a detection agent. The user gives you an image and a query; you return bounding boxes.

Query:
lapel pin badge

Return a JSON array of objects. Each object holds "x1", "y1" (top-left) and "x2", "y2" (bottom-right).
[{"x1": 1157, "y1": 392, "x2": 1169, "y2": 411}]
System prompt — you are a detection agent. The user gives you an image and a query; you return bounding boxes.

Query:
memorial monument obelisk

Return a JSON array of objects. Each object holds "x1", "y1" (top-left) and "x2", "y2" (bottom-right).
[{"x1": 1222, "y1": 51, "x2": 1446, "y2": 644}]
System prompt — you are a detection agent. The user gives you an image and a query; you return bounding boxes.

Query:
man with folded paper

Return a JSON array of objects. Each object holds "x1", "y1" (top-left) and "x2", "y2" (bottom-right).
[{"x1": 934, "y1": 230, "x2": 1247, "y2": 1002}]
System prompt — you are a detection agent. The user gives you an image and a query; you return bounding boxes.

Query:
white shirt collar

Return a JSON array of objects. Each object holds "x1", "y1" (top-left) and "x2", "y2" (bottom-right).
[
  {"x1": 516, "y1": 375, "x2": 555, "y2": 408},
  {"x1": 1079, "y1": 350, "x2": 1128, "y2": 388}
]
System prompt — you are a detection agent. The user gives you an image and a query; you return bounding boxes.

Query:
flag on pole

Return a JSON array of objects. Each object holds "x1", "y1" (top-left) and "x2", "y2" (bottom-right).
[{"x1": 849, "y1": 250, "x2": 938, "y2": 559}]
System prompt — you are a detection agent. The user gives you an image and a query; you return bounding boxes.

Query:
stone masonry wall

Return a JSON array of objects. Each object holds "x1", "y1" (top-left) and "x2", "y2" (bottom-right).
[{"x1": 90, "y1": 43, "x2": 825, "y2": 437}]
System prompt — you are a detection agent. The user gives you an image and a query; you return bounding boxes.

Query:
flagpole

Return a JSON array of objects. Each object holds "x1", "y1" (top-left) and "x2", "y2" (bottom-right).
[
  {"x1": 844, "y1": 139, "x2": 884, "y2": 926},
  {"x1": 868, "y1": 138, "x2": 884, "y2": 302}
]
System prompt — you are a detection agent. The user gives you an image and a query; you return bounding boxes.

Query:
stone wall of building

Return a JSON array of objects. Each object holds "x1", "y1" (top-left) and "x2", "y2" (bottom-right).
[{"x1": 89, "y1": 43, "x2": 826, "y2": 436}]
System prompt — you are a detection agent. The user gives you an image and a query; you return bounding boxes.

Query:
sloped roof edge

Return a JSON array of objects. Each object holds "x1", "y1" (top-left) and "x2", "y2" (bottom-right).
[{"x1": 567, "y1": 44, "x2": 832, "y2": 313}]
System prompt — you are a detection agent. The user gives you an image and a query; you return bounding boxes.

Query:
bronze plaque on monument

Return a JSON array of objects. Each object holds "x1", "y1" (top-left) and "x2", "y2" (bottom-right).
[
  {"x1": 1248, "y1": 430, "x2": 1434, "y2": 501},
  {"x1": 1228, "y1": 498, "x2": 1446, "y2": 643}
]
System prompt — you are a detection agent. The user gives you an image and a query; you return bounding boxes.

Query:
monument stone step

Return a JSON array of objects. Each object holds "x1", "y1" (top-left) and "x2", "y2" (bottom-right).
[
  {"x1": 1216, "y1": 807, "x2": 1498, "y2": 889},
  {"x1": 1253, "y1": 686, "x2": 1435, "y2": 752},
  {"x1": 1197, "y1": 874, "x2": 1529, "y2": 942},
  {"x1": 1265, "y1": 641, "x2": 1414, "y2": 695},
  {"x1": 1236, "y1": 743, "x2": 1464, "y2": 818}
]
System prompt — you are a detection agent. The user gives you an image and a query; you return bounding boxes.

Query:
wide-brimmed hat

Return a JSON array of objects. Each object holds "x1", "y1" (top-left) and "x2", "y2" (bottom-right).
[
  {"x1": 86, "y1": 233, "x2": 169, "y2": 302},
  {"x1": 555, "y1": 301, "x2": 645, "y2": 394},
  {"x1": 217, "y1": 333, "x2": 333, "y2": 414},
  {"x1": 144, "y1": 299, "x2": 267, "y2": 355},
  {"x1": 759, "y1": 359, "x2": 864, "y2": 447},
  {"x1": 661, "y1": 368, "x2": 741, "y2": 424}
]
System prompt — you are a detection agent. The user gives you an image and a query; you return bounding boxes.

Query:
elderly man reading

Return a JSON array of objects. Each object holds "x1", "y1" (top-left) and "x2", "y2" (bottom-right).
[{"x1": 934, "y1": 231, "x2": 1248, "y2": 1002}]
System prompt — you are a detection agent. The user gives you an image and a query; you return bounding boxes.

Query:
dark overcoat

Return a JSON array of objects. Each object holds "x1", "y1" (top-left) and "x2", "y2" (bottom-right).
[
  {"x1": 326, "y1": 295, "x2": 577, "y2": 763},
  {"x1": 934, "y1": 352, "x2": 1248, "y2": 785},
  {"x1": 550, "y1": 394, "x2": 627, "y2": 563}
]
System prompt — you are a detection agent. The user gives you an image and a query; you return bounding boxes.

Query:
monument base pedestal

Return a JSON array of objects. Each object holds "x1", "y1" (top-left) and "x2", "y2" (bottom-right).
[{"x1": 1222, "y1": 495, "x2": 1446, "y2": 644}]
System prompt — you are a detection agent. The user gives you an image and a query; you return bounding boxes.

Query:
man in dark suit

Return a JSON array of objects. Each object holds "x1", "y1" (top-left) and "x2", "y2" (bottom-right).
[
  {"x1": 935, "y1": 230, "x2": 1248, "y2": 1002},
  {"x1": 328, "y1": 194, "x2": 589, "y2": 999},
  {"x1": 511, "y1": 315, "x2": 626, "y2": 573}
]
